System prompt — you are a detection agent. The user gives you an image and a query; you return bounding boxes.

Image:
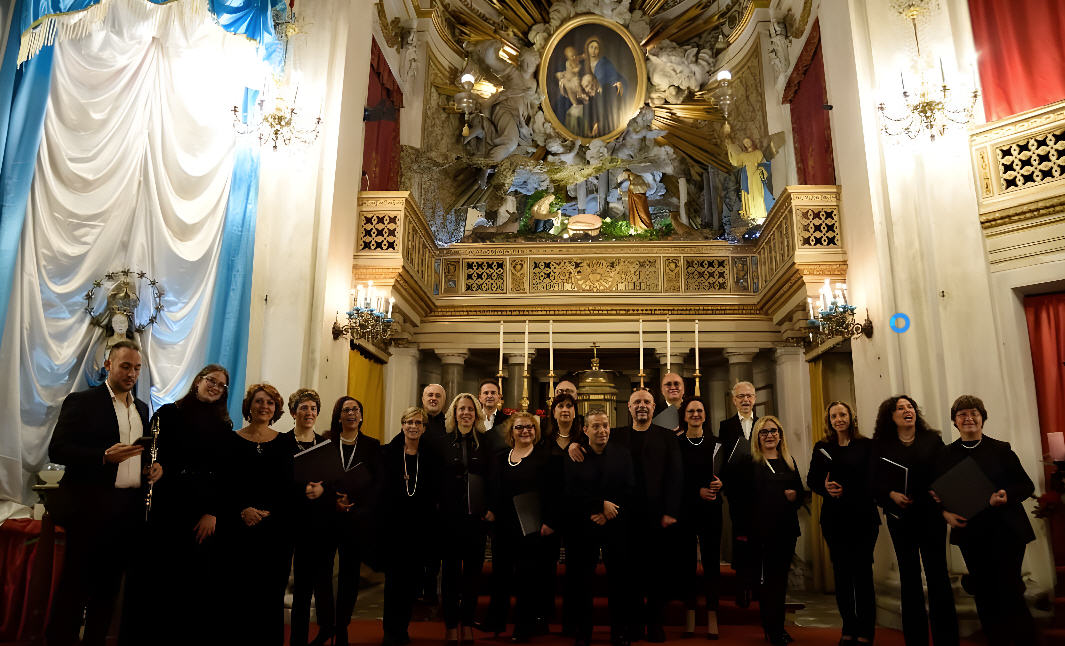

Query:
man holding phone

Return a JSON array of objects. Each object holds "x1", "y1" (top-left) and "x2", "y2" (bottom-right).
[{"x1": 47, "y1": 340, "x2": 162, "y2": 646}]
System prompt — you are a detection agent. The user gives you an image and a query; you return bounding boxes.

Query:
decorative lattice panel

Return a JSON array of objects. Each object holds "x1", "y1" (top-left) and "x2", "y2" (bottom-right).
[
  {"x1": 997, "y1": 127, "x2": 1065, "y2": 192},
  {"x1": 732, "y1": 256, "x2": 751, "y2": 292},
  {"x1": 464, "y1": 260, "x2": 506, "y2": 293},
  {"x1": 529, "y1": 258, "x2": 659, "y2": 293},
  {"x1": 360, "y1": 212, "x2": 399, "y2": 251},
  {"x1": 684, "y1": 259, "x2": 729, "y2": 291},
  {"x1": 797, "y1": 208, "x2": 839, "y2": 247}
]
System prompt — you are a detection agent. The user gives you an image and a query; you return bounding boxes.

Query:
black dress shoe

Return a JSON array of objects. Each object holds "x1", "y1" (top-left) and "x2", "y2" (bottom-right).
[
  {"x1": 781, "y1": 630, "x2": 794, "y2": 643},
  {"x1": 736, "y1": 588, "x2": 752, "y2": 608},
  {"x1": 510, "y1": 634, "x2": 530, "y2": 643},
  {"x1": 475, "y1": 620, "x2": 505, "y2": 634},
  {"x1": 646, "y1": 626, "x2": 666, "y2": 643},
  {"x1": 310, "y1": 630, "x2": 335, "y2": 646}
]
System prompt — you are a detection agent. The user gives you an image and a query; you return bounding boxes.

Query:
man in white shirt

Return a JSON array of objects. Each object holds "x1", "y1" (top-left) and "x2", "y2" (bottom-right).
[
  {"x1": 651, "y1": 372, "x2": 685, "y2": 430},
  {"x1": 47, "y1": 341, "x2": 161, "y2": 646},
  {"x1": 478, "y1": 378, "x2": 509, "y2": 437},
  {"x1": 718, "y1": 380, "x2": 758, "y2": 608}
]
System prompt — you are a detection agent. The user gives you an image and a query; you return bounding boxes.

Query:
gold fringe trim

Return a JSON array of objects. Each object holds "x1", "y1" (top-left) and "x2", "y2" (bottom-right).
[{"x1": 17, "y1": 0, "x2": 210, "y2": 67}]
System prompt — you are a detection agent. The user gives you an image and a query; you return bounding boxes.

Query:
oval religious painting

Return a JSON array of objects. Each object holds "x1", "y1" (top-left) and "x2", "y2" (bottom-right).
[{"x1": 538, "y1": 15, "x2": 647, "y2": 144}]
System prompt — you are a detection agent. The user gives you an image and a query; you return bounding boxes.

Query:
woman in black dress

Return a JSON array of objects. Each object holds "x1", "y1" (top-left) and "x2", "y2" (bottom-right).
[
  {"x1": 748, "y1": 416, "x2": 804, "y2": 646},
  {"x1": 381, "y1": 406, "x2": 441, "y2": 646},
  {"x1": 225, "y1": 383, "x2": 294, "y2": 645},
  {"x1": 807, "y1": 401, "x2": 879, "y2": 646},
  {"x1": 144, "y1": 364, "x2": 231, "y2": 646},
  {"x1": 325, "y1": 396, "x2": 382, "y2": 646},
  {"x1": 675, "y1": 397, "x2": 723, "y2": 640},
  {"x1": 438, "y1": 393, "x2": 494, "y2": 645},
  {"x1": 933, "y1": 395, "x2": 1035, "y2": 646},
  {"x1": 871, "y1": 396, "x2": 958, "y2": 646},
  {"x1": 540, "y1": 393, "x2": 580, "y2": 635},
  {"x1": 485, "y1": 412, "x2": 554, "y2": 642},
  {"x1": 287, "y1": 388, "x2": 335, "y2": 646}
]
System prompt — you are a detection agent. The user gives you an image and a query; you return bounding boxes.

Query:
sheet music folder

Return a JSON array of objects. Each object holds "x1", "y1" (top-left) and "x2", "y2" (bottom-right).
[
  {"x1": 877, "y1": 457, "x2": 909, "y2": 496},
  {"x1": 931, "y1": 456, "x2": 996, "y2": 521},
  {"x1": 294, "y1": 440, "x2": 344, "y2": 484},
  {"x1": 513, "y1": 491, "x2": 542, "y2": 536}
]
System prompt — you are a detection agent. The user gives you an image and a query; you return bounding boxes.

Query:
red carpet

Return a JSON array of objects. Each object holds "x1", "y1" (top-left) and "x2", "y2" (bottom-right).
[{"x1": 301, "y1": 621, "x2": 985, "y2": 646}]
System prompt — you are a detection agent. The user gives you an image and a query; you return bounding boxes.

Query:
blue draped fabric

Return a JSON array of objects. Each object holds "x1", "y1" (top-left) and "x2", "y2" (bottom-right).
[
  {"x1": 0, "y1": 0, "x2": 54, "y2": 338},
  {"x1": 210, "y1": 0, "x2": 284, "y2": 70},
  {"x1": 207, "y1": 141, "x2": 259, "y2": 426}
]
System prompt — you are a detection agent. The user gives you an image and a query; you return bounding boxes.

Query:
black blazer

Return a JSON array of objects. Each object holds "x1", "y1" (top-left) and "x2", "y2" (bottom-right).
[
  {"x1": 610, "y1": 424, "x2": 683, "y2": 519},
  {"x1": 719, "y1": 414, "x2": 758, "y2": 465},
  {"x1": 563, "y1": 443, "x2": 635, "y2": 526},
  {"x1": 934, "y1": 435, "x2": 1035, "y2": 547},
  {"x1": 750, "y1": 456, "x2": 805, "y2": 540},
  {"x1": 871, "y1": 430, "x2": 945, "y2": 524},
  {"x1": 719, "y1": 414, "x2": 757, "y2": 529},
  {"x1": 49, "y1": 383, "x2": 151, "y2": 500},
  {"x1": 807, "y1": 437, "x2": 881, "y2": 539}
]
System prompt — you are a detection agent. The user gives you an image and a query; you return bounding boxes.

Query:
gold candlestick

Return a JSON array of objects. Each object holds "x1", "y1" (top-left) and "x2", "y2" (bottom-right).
[
  {"x1": 693, "y1": 368, "x2": 702, "y2": 397},
  {"x1": 548, "y1": 369, "x2": 556, "y2": 399},
  {"x1": 638, "y1": 369, "x2": 646, "y2": 389},
  {"x1": 521, "y1": 368, "x2": 530, "y2": 412},
  {"x1": 496, "y1": 368, "x2": 504, "y2": 393}
]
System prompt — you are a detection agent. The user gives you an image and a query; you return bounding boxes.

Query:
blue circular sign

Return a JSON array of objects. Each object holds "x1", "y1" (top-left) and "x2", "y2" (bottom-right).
[{"x1": 889, "y1": 313, "x2": 911, "y2": 333}]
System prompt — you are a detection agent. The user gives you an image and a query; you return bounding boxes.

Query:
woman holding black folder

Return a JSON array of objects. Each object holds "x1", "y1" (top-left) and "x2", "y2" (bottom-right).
[
  {"x1": 325, "y1": 396, "x2": 382, "y2": 646},
  {"x1": 541, "y1": 393, "x2": 580, "y2": 635},
  {"x1": 748, "y1": 416, "x2": 804, "y2": 646},
  {"x1": 485, "y1": 412, "x2": 553, "y2": 642},
  {"x1": 439, "y1": 393, "x2": 494, "y2": 645},
  {"x1": 381, "y1": 406, "x2": 442, "y2": 646},
  {"x1": 871, "y1": 395, "x2": 958, "y2": 646},
  {"x1": 675, "y1": 397, "x2": 723, "y2": 640},
  {"x1": 932, "y1": 395, "x2": 1035, "y2": 646},
  {"x1": 807, "y1": 401, "x2": 879, "y2": 646}
]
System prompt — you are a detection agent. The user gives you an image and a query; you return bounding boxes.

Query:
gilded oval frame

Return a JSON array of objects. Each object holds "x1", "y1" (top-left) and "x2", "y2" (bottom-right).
[{"x1": 538, "y1": 15, "x2": 647, "y2": 144}]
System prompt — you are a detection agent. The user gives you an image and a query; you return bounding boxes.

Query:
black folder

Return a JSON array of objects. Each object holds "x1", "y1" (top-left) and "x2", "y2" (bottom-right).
[
  {"x1": 931, "y1": 456, "x2": 996, "y2": 520},
  {"x1": 294, "y1": 440, "x2": 344, "y2": 484},
  {"x1": 467, "y1": 473, "x2": 486, "y2": 517},
  {"x1": 877, "y1": 457, "x2": 909, "y2": 496},
  {"x1": 513, "y1": 491, "x2": 542, "y2": 536}
]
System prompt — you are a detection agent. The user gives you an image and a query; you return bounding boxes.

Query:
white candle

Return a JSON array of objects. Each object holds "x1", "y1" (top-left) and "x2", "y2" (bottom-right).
[
  {"x1": 694, "y1": 320, "x2": 699, "y2": 371},
  {"x1": 523, "y1": 321, "x2": 529, "y2": 371},
  {"x1": 679, "y1": 178, "x2": 688, "y2": 223},
  {"x1": 355, "y1": 285, "x2": 364, "y2": 310},
  {"x1": 841, "y1": 283, "x2": 848, "y2": 305},
  {"x1": 549, "y1": 320, "x2": 554, "y2": 372},
  {"x1": 666, "y1": 318, "x2": 671, "y2": 373},
  {"x1": 367, "y1": 281, "x2": 375, "y2": 309},
  {"x1": 387, "y1": 297, "x2": 394, "y2": 319},
  {"x1": 639, "y1": 319, "x2": 644, "y2": 371},
  {"x1": 808, "y1": 297, "x2": 815, "y2": 319},
  {"x1": 498, "y1": 321, "x2": 504, "y2": 372},
  {"x1": 1050, "y1": 432, "x2": 1065, "y2": 461}
]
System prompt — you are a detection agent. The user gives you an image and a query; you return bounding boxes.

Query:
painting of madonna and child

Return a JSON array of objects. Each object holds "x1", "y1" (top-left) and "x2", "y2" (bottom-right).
[{"x1": 540, "y1": 17, "x2": 646, "y2": 143}]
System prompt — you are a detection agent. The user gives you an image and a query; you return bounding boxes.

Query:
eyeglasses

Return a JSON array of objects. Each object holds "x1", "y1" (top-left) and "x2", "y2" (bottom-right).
[
  {"x1": 758, "y1": 428, "x2": 780, "y2": 436},
  {"x1": 203, "y1": 376, "x2": 227, "y2": 390},
  {"x1": 955, "y1": 411, "x2": 982, "y2": 420},
  {"x1": 402, "y1": 420, "x2": 424, "y2": 426},
  {"x1": 735, "y1": 393, "x2": 755, "y2": 400},
  {"x1": 341, "y1": 407, "x2": 360, "y2": 415},
  {"x1": 513, "y1": 424, "x2": 535, "y2": 431}
]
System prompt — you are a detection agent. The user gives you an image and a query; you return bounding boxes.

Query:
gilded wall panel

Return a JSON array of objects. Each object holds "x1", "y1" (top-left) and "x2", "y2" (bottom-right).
[
  {"x1": 510, "y1": 258, "x2": 528, "y2": 293},
  {"x1": 360, "y1": 211, "x2": 400, "y2": 251},
  {"x1": 529, "y1": 257, "x2": 660, "y2": 293},
  {"x1": 684, "y1": 258, "x2": 730, "y2": 292},
  {"x1": 663, "y1": 257, "x2": 682, "y2": 292},
  {"x1": 797, "y1": 208, "x2": 839, "y2": 247},
  {"x1": 464, "y1": 260, "x2": 507, "y2": 293}
]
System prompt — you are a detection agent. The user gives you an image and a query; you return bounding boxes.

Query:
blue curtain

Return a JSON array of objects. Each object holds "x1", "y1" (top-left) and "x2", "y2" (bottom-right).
[
  {"x1": 0, "y1": 0, "x2": 54, "y2": 337},
  {"x1": 207, "y1": 142, "x2": 260, "y2": 427}
]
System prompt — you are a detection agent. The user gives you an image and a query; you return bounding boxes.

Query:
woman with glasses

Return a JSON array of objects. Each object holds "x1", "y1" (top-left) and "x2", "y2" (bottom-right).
[
  {"x1": 932, "y1": 395, "x2": 1035, "y2": 646},
  {"x1": 287, "y1": 389, "x2": 335, "y2": 646},
  {"x1": 438, "y1": 393, "x2": 496, "y2": 645},
  {"x1": 145, "y1": 365, "x2": 232, "y2": 646},
  {"x1": 871, "y1": 396, "x2": 958, "y2": 646},
  {"x1": 381, "y1": 407, "x2": 442, "y2": 646},
  {"x1": 807, "y1": 401, "x2": 879, "y2": 646},
  {"x1": 325, "y1": 396, "x2": 382, "y2": 646},
  {"x1": 748, "y1": 416, "x2": 804, "y2": 646},
  {"x1": 675, "y1": 397, "x2": 723, "y2": 640},
  {"x1": 485, "y1": 412, "x2": 554, "y2": 642},
  {"x1": 540, "y1": 393, "x2": 580, "y2": 635}
]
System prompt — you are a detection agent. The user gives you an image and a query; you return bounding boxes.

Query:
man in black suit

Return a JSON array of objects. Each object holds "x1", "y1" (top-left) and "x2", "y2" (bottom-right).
[
  {"x1": 419, "y1": 382, "x2": 446, "y2": 604},
  {"x1": 718, "y1": 380, "x2": 757, "y2": 607},
  {"x1": 478, "y1": 378, "x2": 509, "y2": 440},
  {"x1": 46, "y1": 340, "x2": 161, "y2": 646},
  {"x1": 651, "y1": 372, "x2": 685, "y2": 430},
  {"x1": 611, "y1": 388, "x2": 682, "y2": 642}
]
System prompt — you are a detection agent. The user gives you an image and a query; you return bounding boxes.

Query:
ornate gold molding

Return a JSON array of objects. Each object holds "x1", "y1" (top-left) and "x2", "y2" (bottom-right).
[
  {"x1": 423, "y1": 303, "x2": 764, "y2": 321},
  {"x1": 376, "y1": 1, "x2": 402, "y2": 49}
]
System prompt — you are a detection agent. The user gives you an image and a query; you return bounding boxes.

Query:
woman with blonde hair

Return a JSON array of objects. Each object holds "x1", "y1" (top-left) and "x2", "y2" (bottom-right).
[
  {"x1": 748, "y1": 416, "x2": 804, "y2": 646},
  {"x1": 438, "y1": 393, "x2": 497, "y2": 645}
]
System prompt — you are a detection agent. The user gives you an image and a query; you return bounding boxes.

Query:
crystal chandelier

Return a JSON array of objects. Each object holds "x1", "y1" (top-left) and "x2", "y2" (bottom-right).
[
  {"x1": 806, "y1": 279, "x2": 873, "y2": 346},
  {"x1": 877, "y1": 0, "x2": 978, "y2": 141},
  {"x1": 232, "y1": 89, "x2": 321, "y2": 151},
  {"x1": 331, "y1": 281, "x2": 395, "y2": 345}
]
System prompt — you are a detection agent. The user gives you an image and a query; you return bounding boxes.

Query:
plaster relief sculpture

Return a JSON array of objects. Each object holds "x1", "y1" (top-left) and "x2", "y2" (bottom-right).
[{"x1": 646, "y1": 40, "x2": 715, "y2": 105}]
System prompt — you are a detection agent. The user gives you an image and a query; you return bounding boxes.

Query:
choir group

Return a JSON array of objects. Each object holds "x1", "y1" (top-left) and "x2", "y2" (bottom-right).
[{"x1": 44, "y1": 341, "x2": 1038, "y2": 646}]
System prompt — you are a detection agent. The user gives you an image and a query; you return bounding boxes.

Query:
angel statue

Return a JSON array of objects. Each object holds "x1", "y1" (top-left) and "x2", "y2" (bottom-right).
[
  {"x1": 721, "y1": 121, "x2": 777, "y2": 224},
  {"x1": 618, "y1": 169, "x2": 653, "y2": 232}
]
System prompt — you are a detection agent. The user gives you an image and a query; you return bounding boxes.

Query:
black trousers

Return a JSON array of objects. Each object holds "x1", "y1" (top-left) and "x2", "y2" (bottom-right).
[
  {"x1": 226, "y1": 516, "x2": 292, "y2": 646},
  {"x1": 678, "y1": 515, "x2": 722, "y2": 611},
  {"x1": 631, "y1": 519, "x2": 674, "y2": 630},
  {"x1": 384, "y1": 553, "x2": 423, "y2": 640},
  {"x1": 886, "y1": 517, "x2": 959, "y2": 646},
  {"x1": 334, "y1": 519, "x2": 364, "y2": 634},
  {"x1": 487, "y1": 529, "x2": 542, "y2": 635},
  {"x1": 291, "y1": 538, "x2": 336, "y2": 646},
  {"x1": 568, "y1": 521, "x2": 634, "y2": 640},
  {"x1": 47, "y1": 489, "x2": 142, "y2": 646},
  {"x1": 540, "y1": 530, "x2": 563, "y2": 625},
  {"x1": 959, "y1": 538, "x2": 1035, "y2": 646},
  {"x1": 756, "y1": 534, "x2": 796, "y2": 639},
  {"x1": 825, "y1": 528, "x2": 877, "y2": 640},
  {"x1": 441, "y1": 515, "x2": 487, "y2": 628}
]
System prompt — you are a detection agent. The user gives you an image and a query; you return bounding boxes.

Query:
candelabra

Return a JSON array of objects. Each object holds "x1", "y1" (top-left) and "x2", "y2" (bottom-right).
[
  {"x1": 806, "y1": 279, "x2": 873, "y2": 346},
  {"x1": 331, "y1": 282, "x2": 395, "y2": 345}
]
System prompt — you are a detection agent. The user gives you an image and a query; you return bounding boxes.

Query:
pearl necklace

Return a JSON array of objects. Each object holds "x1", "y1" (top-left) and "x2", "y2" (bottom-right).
[
  {"x1": 686, "y1": 435, "x2": 705, "y2": 446},
  {"x1": 508, "y1": 448, "x2": 532, "y2": 466},
  {"x1": 961, "y1": 438, "x2": 983, "y2": 449},
  {"x1": 403, "y1": 452, "x2": 419, "y2": 497}
]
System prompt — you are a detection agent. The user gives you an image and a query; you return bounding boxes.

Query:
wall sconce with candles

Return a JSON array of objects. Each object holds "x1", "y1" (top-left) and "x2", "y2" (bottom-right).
[
  {"x1": 331, "y1": 281, "x2": 395, "y2": 345},
  {"x1": 711, "y1": 69, "x2": 734, "y2": 119},
  {"x1": 806, "y1": 279, "x2": 873, "y2": 346}
]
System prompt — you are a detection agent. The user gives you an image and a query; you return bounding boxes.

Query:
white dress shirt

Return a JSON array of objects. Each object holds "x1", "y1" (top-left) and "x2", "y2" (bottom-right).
[
  {"x1": 483, "y1": 409, "x2": 498, "y2": 431},
  {"x1": 106, "y1": 381, "x2": 144, "y2": 488},
  {"x1": 739, "y1": 414, "x2": 755, "y2": 440}
]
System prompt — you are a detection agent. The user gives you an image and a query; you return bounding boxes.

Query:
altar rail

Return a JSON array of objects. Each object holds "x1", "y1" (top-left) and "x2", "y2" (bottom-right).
[{"x1": 354, "y1": 186, "x2": 846, "y2": 320}]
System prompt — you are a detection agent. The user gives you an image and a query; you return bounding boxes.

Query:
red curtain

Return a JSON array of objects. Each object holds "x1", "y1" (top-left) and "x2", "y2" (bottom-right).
[
  {"x1": 0, "y1": 519, "x2": 65, "y2": 642},
  {"x1": 969, "y1": 0, "x2": 1065, "y2": 122},
  {"x1": 784, "y1": 22, "x2": 836, "y2": 185},
  {"x1": 1024, "y1": 292, "x2": 1065, "y2": 560},
  {"x1": 363, "y1": 39, "x2": 404, "y2": 191}
]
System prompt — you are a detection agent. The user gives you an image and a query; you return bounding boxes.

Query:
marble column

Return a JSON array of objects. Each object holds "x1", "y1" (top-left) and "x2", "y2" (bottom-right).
[
  {"x1": 724, "y1": 350, "x2": 756, "y2": 386},
  {"x1": 436, "y1": 350, "x2": 468, "y2": 409},
  {"x1": 382, "y1": 346, "x2": 420, "y2": 443},
  {"x1": 505, "y1": 351, "x2": 535, "y2": 411},
  {"x1": 708, "y1": 364, "x2": 729, "y2": 430},
  {"x1": 773, "y1": 346, "x2": 813, "y2": 563}
]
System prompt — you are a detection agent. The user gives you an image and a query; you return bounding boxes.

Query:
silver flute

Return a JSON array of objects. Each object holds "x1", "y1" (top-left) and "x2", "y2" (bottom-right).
[{"x1": 144, "y1": 415, "x2": 160, "y2": 521}]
